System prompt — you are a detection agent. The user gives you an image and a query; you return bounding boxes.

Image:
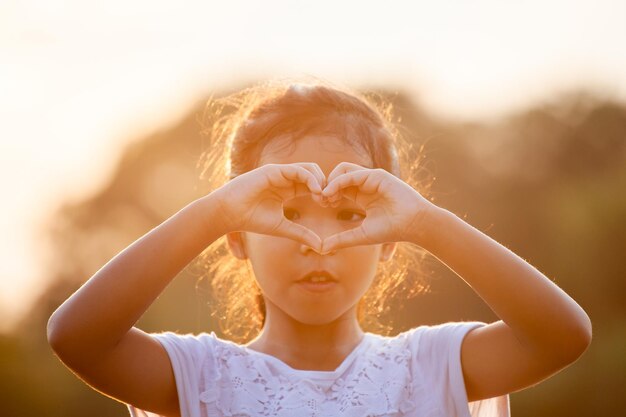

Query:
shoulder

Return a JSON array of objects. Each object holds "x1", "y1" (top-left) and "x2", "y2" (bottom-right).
[
  {"x1": 150, "y1": 330, "x2": 223, "y2": 368},
  {"x1": 365, "y1": 321, "x2": 487, "y2": 357},
  {"x1": 151, "y1": 330, "x2": 219, "y2": 349},
  {"x1": 151, "y1": 330, "x2": 261, "y2": 374},
  {"x1": 394, "y1": 322, "x2": 510, "y2": 416},
  {"x1": 382, "y1": 322, "x2": 489, "y2": 387},
  {"x1": 357, "y1": 323, "x2": 488, "y2": 379},
  {"x1": 353, "y1": 323, "x2": 498, "y2": 416},
  {"x1": 399, "y1": 321, "x2": 487, "y2": 351}
]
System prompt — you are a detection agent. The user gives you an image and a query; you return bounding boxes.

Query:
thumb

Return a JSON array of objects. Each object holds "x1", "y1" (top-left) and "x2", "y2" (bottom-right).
[
  {"x1": 321, "y1": 226, "x2": 371, "y2": 254},
  {"x1": 272, "y1": 217, "x2": 322, "y2": 252}
]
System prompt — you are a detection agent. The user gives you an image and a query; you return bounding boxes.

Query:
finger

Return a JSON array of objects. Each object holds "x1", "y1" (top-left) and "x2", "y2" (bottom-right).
[
  {"x1": 270, "y1": 181, "x2": 312, "y2": 202},
  {"x1": 324, "y1": 162, "x2": 352, "y2": 204},
  {"x1": 321, "y1": 226, "x2": 372, "y2": 253},
  {"x1": 296, "y1": 162, "x2": 326, "y2": 190},
  {"x1": 292, "y1": 182, "x2": 312, "y2": 199},
  {"x1": 294, "y1": 162, "x2": 326, "y2": 205},
  {"x1": 311, "y1": 163, "x2": 328, "y2": 206},
  {"x1": 323, "y1": 169, "x2": 376, "y2": 199},
  {"x1": 267, "y1": 164, "x2": 322, "y2": 195},
  {"x1": 272, "y1": 217, "x2": 322, "y2": 252},
  {"x1": 327, "y1": 185, "x2": 358, "y2": 207},
  {"x1": 326, "y1": 161, "x2": 368, "y2": 185},
  {"x1": 323, "y1": 163, "x2": 359, "y2": 206},
  {"x1": 290, "y1": 165, "x2": 324, "y2": 194}
]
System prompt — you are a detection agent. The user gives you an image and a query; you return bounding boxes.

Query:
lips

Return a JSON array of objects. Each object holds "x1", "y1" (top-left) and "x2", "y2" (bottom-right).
[
  {"x1": 296, "y1": 269, "x2": 338, "y2": 293},
  {"x1": 297, "y1": 270, "x2": 338, "y2": 283}
]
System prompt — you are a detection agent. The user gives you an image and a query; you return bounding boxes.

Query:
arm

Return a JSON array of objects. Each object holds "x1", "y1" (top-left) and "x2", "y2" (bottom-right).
[
  {"x1": 47, "y1": 192, "x2": 227, "y2": 416},
  {"x1": 289, "y1": 161, "x2": 591, "y2": 401},
  {"x1": 412, "y1": 207, "x2": 592, "y2": 402}
]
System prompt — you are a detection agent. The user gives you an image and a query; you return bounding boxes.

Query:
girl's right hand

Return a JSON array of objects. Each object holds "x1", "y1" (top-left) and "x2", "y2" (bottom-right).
[{"x1": 211, "y1": 162, "x2": 326, "y2": 251}]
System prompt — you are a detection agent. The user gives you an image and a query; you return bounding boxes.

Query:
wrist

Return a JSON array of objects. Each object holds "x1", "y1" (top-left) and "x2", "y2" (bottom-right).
[
  {"x1": 193, "y1": 190, "x2": 235, "y2": 239},
  {"x1": 408, "y1": 204, "x2": 454, "y2": 250}
]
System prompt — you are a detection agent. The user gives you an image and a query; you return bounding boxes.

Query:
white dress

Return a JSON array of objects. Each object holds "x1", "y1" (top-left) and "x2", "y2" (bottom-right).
[{"x1": 127, "y1": 321, "x2": 510, "y2": 417}]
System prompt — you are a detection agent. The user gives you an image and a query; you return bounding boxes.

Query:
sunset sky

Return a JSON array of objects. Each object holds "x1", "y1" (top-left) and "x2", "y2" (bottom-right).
[{"x1": 1, "y1": 0, "x2": 625, "y2": 332}]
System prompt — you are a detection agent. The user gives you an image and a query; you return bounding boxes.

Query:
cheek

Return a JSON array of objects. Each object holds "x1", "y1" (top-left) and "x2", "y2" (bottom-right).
[
  {"x1": 338, "y1": 245, "x2": 382, "y2": 276},
  {"x1": 244, "y1": 233, "x2": 293, "y2": 279},
  {"x1": 245, "y1": 232, "x2": 288, "y2": 254}
]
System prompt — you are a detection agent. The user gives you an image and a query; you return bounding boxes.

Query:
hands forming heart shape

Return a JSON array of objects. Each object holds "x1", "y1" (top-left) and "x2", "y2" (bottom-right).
[{"x1": 213, "y1": 161, "x2": 437, "y2": 254}]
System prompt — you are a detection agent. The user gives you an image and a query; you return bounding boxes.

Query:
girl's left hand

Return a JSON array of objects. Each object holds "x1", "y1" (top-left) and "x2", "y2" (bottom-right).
[{"x1": 319, "y1": 162, "x2": 438, "y2": 253}]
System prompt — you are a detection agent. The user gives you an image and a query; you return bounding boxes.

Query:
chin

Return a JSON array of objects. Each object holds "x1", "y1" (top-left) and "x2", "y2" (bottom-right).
[
  {"x1": 265, "y1": 296, "x2": 356, "y2": 327},
  {"x1": 287, "y1": 308, "x2": 351, "y2": 327}
]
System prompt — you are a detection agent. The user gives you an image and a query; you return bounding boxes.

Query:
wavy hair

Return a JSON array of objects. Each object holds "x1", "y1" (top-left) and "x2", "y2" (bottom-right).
[{"x1": 192, "y1": 77, "x2": 434, "y2": 343}]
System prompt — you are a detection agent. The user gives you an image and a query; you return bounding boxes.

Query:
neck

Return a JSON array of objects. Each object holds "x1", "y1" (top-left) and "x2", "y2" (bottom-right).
[{"x1": 245, "y1": 301, "x2": 365, "y2": 371}]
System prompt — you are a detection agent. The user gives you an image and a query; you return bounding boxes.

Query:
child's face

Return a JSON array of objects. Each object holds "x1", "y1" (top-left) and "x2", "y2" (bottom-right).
[{"x1": 227, "y1": 134, "x2": 396, "y2": 327}]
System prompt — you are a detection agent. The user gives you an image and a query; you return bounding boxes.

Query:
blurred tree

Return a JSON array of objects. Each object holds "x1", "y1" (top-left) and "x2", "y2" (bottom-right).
[{"x1": 3, "y1": 86, "x2": 624, "y2": 416}]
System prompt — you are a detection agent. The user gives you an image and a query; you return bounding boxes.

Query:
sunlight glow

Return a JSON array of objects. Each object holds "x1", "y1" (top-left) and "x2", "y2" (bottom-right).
[{"x1": 1, "y1": 0, "x2": 625, "y2": 331}]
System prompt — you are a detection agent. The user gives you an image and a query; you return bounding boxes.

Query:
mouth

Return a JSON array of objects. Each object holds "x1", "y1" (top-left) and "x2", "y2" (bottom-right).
[{"x1": 296, "y1": 270, "x2": 338, "y2": 293}]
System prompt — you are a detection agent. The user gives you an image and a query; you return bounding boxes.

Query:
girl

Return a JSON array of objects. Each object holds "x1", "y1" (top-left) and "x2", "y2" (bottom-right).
[{"x1": 47, "y1": 79, "x2": 592, "y2": 417}]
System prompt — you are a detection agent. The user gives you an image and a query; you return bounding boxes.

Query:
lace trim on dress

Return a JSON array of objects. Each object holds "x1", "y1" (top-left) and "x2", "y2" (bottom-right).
[{"x1": 198, "y1": 333, "x2": 419, "y2": 417}]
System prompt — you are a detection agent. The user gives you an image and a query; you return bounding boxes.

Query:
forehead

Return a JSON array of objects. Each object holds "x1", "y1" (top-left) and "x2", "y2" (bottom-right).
[{"x1": 258, "y1": 135, "x2": 373, "y2": 176}]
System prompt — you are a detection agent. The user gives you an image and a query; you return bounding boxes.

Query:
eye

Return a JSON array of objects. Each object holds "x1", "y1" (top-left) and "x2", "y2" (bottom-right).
[
  {"x1": 337, "y1": 210, "x2": 366, "y2": 222},
  {"x1": 283, "y1": 208, "x2": 300, "y2": 221}
]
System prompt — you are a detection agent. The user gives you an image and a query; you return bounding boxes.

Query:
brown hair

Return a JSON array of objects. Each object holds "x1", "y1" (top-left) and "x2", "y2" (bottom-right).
[{"x1": 193, "y1": 77, "x2": 433, "y2": 343}]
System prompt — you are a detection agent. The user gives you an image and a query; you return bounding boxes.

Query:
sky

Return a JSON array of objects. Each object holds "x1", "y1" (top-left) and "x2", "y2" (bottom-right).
[{"x1": 1, "y1": 0, "x2": 625, "y2": 332}]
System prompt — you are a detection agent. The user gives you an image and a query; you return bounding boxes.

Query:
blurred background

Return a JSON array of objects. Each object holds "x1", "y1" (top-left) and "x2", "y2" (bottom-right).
[{"x1": 1, "y1": 1, "x2": 625, "y2": 415}]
